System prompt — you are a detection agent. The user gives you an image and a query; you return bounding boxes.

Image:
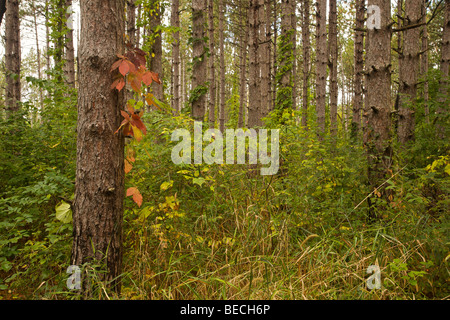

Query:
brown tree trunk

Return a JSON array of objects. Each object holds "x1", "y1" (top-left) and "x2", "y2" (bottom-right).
[
  {"x1": 172, "y1": 0, "x2": 181, "y2": 114},
  {"x1": 437, "y1": 0, "x2": 450, "y2": 137},
  {"x1": 150, "y1": 0, "x2": 164, "y2": 102},
  {"x1": 421, "y1": 0, "x2": 429, "y2": 123},
  {"x1": 5, "y1": 0, "x2": 21, "y2": 114},
  {"x1": 65, "y1": 0, "x2": 76, "y2": 88},
  {"x1": 238, "y1": 1, "x2": 249, "y2": 128},
  {"x1": 32, "y1": 0, "x2": 43, "y2": 109},
  {"x1": 398, "y1": 0, "x2": 421, "y2": 144},
  {"x1": 248, "y1": 0, "x2": 261, "y2": 127},
  {"x1": 301, "y1": 0, "x2": 310, "y2": 128},
  {"x1": 315, "y1": 0, "x2": 327, "y2": 136},
  {"x1": 364, "y1": 0, "x2": 392, "y2": 220},
  {"x1": 329, "y1": 0, "x2": 338, "y2": 135},
  {"x1": 259, "y1": 0, "x2": 270, "y2": 120},
  {"x1": 127, "y1": 0, "x2": 136, "y2": 46},
  {"x1": 72, "y1": 0, "x2": 125, "y2": 295},
  {"x1": 219, "y1": 0, "x2": 226, "y2": 132},
  {"x1": 191, "y1": 0, "x2": 207, "y2": 121},
  {"x1": 352, "y1": 0, "x2": 364, "y2": 136}
]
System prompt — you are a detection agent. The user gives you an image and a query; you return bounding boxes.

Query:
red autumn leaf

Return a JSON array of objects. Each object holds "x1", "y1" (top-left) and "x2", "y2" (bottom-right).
[
  {"x1": 120, "y1": 110, "x2": 130, "y2": 121},
  {"x1": 145, "y1": 93, "x2": 156, "y2": 106},
  {"x1": 130, "y1": 76, "x2": 142, "y2": 92},
  {"x1": 116, "y1": 79, "x2": 125, "y2": 91},
  {"x1": 142, "y1": 71, "x2": 153, "y2": 86},
  {"x1": 111, "y1": 78, "x2": 121, "y2": 90},
  {"x1": 119, "y1": 60, "x2": 130, "y2": 76},
  {"x1": 127, "y1": 103, "x2": 135, "y2": 115},
  {"x1": 131, "y1": 115, "x2": 147, "y2": 135},
  {"x1": 151, "y1": 72, "x2": 161, "y2": 84},
  {"x1": 110, "y1": 59, "x2": 122, "y2": 72},
  {"x1": 126, "y1": 187, "x2": 143, "y2": 207}
]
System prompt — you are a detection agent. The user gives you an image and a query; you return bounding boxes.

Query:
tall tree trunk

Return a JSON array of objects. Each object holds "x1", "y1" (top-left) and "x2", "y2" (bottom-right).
[
  {"x1": 437, "y1": 0, "x2": 450, "y2": 137},
  {"x1": 329, "y1": 0, "x2": 338, "y2": 135},
  {"x1": 191, "y1": 0, "x2": 207, "y2": 121},
  {"x1": 150, "y1": 0, "x2": 164, "y2": 102},
  {"x1": 265, "y1": 0, "x2": 272, "y2": 114},
  {"x1": 398, "y1": 0, "x2": 421, "y2": 144},
  {"x1": 5, "y1": 0, "x2": 21, "y2": 114},
  {"x1": 315, "y1": 0, "x2": 327, "y2": 136},
  {"x1": 301, "y1": 0, "x2": 310, "y2": 128},
  {"x1": 127, "y1": 0, "x2": 136, "y2": 46},
  {"x1": 364, "y1": 0, "x2": 392, "y2": 220},
  {"x1": 421, "y1": 0, "x2": 429, "y2": 123},
  {"x1": 248, "y1": 0, "x2": 261, "y2": 127},
  {"x1": 259, "y1": 0, "x2": 270, "y2": 120},
  {"x1": 352, "y1": 0, "x2": 364, "y2": 136},
  {"x1": 219, "y1": 0, "x2": 226, "y2": 131},
  {"x1": 65, "y1": 0, "x2": 76, "y2": 88},
  {"x1": 45, "y1": 0, "x2": 50, "y2": 78},
  {"x1": 32, "y1": 0, "x2": 43, "y2": 110},
  {"x1": 172, "y1": 0, "x2": 181, "y2": 114},
  {"x1": 208, "y1": 0, "x2": 216, "y2": 125},
  {"x1": 72, "y1": 0, "x2": 125, "y2": 295},
  {"x1": 238, "y1": 1, "x2": 249, "y2": 128},
  {"x1": 291, "y1": 0, "x2": 297, "y2": 110}
]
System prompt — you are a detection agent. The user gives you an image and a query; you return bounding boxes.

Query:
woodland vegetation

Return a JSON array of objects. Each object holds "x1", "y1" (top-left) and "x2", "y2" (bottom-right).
[{"x1": 0, "y1": 0, "x2": 448, "y2": 300}]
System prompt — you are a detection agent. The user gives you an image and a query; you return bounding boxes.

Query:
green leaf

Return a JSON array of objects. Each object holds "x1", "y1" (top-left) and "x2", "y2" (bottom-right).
[
  {"x1": 160, "y1": 180, "x2": 173, "y2": 191},
  {"x1": 192, "y1": 177, "x2": 206, "y2": 187},
  {"x1": 55, "y1": 201, "x2": 72, "y2": 223}
]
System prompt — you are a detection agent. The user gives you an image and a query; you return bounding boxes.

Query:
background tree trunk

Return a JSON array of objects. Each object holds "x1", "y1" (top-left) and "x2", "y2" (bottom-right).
[
  {"x1": 248, "y1": 0, "x2": 261, "y2": 127},
  {"x1": 72, "y1": 0, "x2": 125, "y2": 295},
  {"x1": 5, "y1": 0, "x2": 21, "y2": 114},
  {"x1": 172, "y1": 0, "x2": 181, "y2": 114},
  {"x1": 238, "y1": 1, "x2": 249, "y2": 128},
  {"x1": 127, "y1": 0, "x2": 136, "y2": 46},
  {"x1": 150, "y1": 0, "x2": 164, "y2": 103},
  {"x1": 364, "y1": 0, "x2": 392, "y2": 220},
  {"x1": 352, "y1": 0, "x2": 364, "y2": 136},
  {"x1": 259, "y1": 0, "x2": 270, "y2": 120},
  {"x1": 421, "y1": 0, "x2": 429, "y2": 123},
  {"x1": 219, "y1": 0, "x2": 226, "y2": 132},
  {"x1": 65, "y1": 0, "x2": 76, "y2": 88},
  {"x1": 398, "y1": 0, "x2": 421, "y2": 144},
  {"x1": 437, "y1": 0, "x2": 449, "y2": 137},
  {"x1": 329, "y1": 0, "x2": 338, "y2": 135},
  {"x1": 191, "y1": 0, "x2": 207, "y2": 121},
  {"x1": 315, "y1": 0, "x2": 327, "y2": 136},
  {"x1": 301, "y1": 0, "x2": 310, "y2": 128}
]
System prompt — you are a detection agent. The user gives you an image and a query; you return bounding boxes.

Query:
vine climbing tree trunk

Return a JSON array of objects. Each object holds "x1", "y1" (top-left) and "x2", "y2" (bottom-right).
[{"x1": 72, "y1": 0, "x2": 125, "y2": 295}]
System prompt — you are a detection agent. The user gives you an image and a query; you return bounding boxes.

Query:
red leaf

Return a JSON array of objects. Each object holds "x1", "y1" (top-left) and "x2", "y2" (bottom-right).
[
  {"x1": 124, "y1": 158, "x2": 133, "y2": 174},
  {"x1": 142, "y1": 71, "x2": 153, "y2": 86},
  {"x1": 131, "y1": 115, "x2": 147, "y2": 135},
  {"x1": 151, "y1": 72, "x2": 161, "y2": 84},
  {"x1": 119, "y1": 60, "x2": 130, "y2": 76},
  {"x1": 116, "y1": 79, "x2": 125, "y2": 91},
  {"x1": 110, "y1": 59, "x2": 122, "y2": 72},
  {"x1": 126, "y1": 187, "x2": 143, "y2": 207}
]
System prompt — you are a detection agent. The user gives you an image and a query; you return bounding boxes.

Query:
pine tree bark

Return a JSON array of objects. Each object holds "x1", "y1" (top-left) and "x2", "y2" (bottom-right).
[
  {"x1": 65, "y1": 0, "x2": 76, "y2": 88},
  {"x1": 238, "y1": 1, "x2": 249, "y2": 128},
  {"x1": 315, "y1": 0, "x2": 327, "y2": 136},
  {"x1": 437, "y1": 0, "x2": 449, "y2": 137},
  {"x1": 329, "y1": 0, "x2": 338, "y2": 135},
  {"x1": 364, "y1": 0, "x2": 392, "y2": 219},
  {"x1": 5, "y1": 0, "x2": 21, "y2": 114},
  {"x1": 259, "y1": 0, "x2": 270, "y2": 120},
  {"x1": 352, "y1": 0, "x2": 364, "y2": 136},
  {"x1": 219, "y1": 0, "x2": 226, "y2": 132},
  {"x1": 172, "y1": 0, "x2": 181, "y2": 114},
  {"x1": 191, "y1": 0, "x2": 207, "y2": 121},
  {"x1": 398, "y1": 0, "x2": 421, "y2": 144},
  {"x1": 421, "y1": 0, "x2": 429, "y2": 123},
  {"x1": 150, "y1": 0, "x2": 164, "y2": 102},
  {"x1": 72, "y1": 0, "x2": 125, "y2": 295},
  {"x1": 301, "y1": 0, "x2": 310, "y2": 128},
  {"x1": 127, "y1": 0, "x2": 136, "y2": 46},
  {"x1": 248, "y1": 0, "x2": 261, "y2": 127}
]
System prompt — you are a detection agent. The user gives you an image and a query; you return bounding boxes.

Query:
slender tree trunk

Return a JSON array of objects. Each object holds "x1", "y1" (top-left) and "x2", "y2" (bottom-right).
[
  {"x1": 45, "y1": 0, "x2": 50, "y2": 78},
  {"x1": 291, "y1": 0, "x2": 297, "y2": 110},
  {"x1": 301, "y1": 0, "x2": 310, "y2": 128},
  {"x1": 150, "y1": 0, "x2": 164, "y2": 102},
  {"x1": 127, "y1": 0, "x2": 136, "y2": 46},
  {"x1": 238, "y1": 1, "x2": 249, "y2": 128},
  {"x1": 421, "y1": 0, "x2": 429, "y2": 123},
  {"x1": 172, "y1": 0, "x2": 181, "y2": 114},
  {"x1": 352, "y1": 0, "x2": 364, "y2": 136},
  {"x1": 191, "y1": 0, "x2": 207, "y2": 121},
  {"x1": 329, "y1": 0, "x2": 338, "y2": 135},
  {"x1": 248, "y1": 0, "x2": 261, "y2": 127},
  {"x1": 265, "y1": 0, "x2": 272, "y2": 114},
  {"x1": 437, "y1": 0, "x2": 450, "y2": 137},
  {"x1": 65, "y1": 0, "x2": 76, "y2": 88},
  {"x1": 364, "y1": 0, "x2": 392, "y2": 220},
  {"x1": 5, "y1": 0, "x2": 21, "y2": 114},
  {"x1": 32, "y1": 0, "x2": 44, "y2": 110},
  {"x1": 219, "y1": 0, "x2": 226, "y2": 132},
  {"x1": 208, "y1": 0, "x2": 216, "y2": 125},
  {"x1": 398, "y1": 0, "x2": 421, "y2": 144},
  {"x1": 315, "y1": 0, "x2": 327, "y2": 136},
  {"x1": 259, "y1": 0, "x2": 270, "y2": 120},
  {"x1": 72, "y1": 0, "x2": 125, "y2": 295},
  {"x1": 272, "y1": 0, "x2": 277, "y2": 111}
]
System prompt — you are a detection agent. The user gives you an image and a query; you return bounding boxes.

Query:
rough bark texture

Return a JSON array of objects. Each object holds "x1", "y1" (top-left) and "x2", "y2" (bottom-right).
[
  {"x1": 150, "y1": 0, "x2": 164, "y2": 102},
  {"x1": 191, "y1": 0, "x2": 207, "y2": 121},
  {"x1": 437, "y1": 0, "x2": 450, "y2": 137},
  {"x1": 5, "y1": 0, "x2": 21, "y2": 114},
  {"x1": 238, "y1": 1, "x2": 249, "y2": 128},
  {"x1": 219, "y1": 0, "x2": 226, "y2": 132},
  {"x1": 329, "y1": 0, "x2": 338, "y2": 135},
  {"x1": 421, "y1": 0, "x2": 429, "y2": 123},
  {"x1": 301, "y1": 0, "x2": 310, "y2": 128},
  {"x1": 364, "y1": 0, "x2": 392, "y2": 219},
  {"x1": 315, "y1": 0, "x2": 327, "y2": 136},
  {"x1": 398, "y1": 0, "x2": 421, "y2": 144},
  {"x1": 248, "y1": 0, "x2": 261, "y2": 127},
  {"x1": 172, "y1": 0, "x2": 181, "y2": 114},
  {"x1": 352, "y1": 0, "x2": 364, "y2": 136},
  {"x1": 259, "y1": 0, "x2": 270, "y2": 120},
  {"x1": 65, "y1": 0, "x2": 76, "y2": 88},
  {"x1": 72, "y1": 0, "x2": 125, "y2": 294},
  {"x1": 127, "y1": 0, "x2": 136, "y2": 46}
]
